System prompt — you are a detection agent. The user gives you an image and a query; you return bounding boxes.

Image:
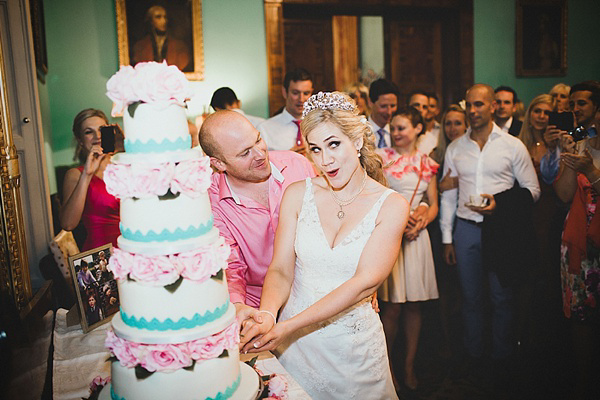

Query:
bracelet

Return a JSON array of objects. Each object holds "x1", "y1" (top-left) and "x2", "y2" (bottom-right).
[
  {"x1": 257, "y1": 310, "x2": 276, "y2": 324},
  {"x1": 590, "y1": 176, "x2": 600, "y2": 186}
]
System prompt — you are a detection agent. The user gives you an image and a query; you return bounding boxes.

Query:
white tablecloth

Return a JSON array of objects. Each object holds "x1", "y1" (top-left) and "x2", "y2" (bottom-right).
[{"x1": 52, "y1": 308, "x2": 311, "y2": 399}]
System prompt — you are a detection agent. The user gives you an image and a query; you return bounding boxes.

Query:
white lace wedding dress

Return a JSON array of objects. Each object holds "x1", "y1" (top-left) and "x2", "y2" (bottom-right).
[{"x1": 275, "y1": 178, "x2": 398, "y2": 400}]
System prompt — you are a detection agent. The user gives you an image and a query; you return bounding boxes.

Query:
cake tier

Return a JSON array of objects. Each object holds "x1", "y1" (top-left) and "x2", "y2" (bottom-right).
[
  {"x1": 110, "y1": 147, "x2": 203, "y2": 165},
  {"x1": 123, "y1": 102, "x2": 191, "y2": 154},
  {"x1": 119, "y1": 193, "x2": 213, "y2": 244},
  {"x1": 113, "y1": 276, "x2": 234, "y2": 344},
  {"x1": 107, "y1": 350, "x2": 261, "y2": 400}
]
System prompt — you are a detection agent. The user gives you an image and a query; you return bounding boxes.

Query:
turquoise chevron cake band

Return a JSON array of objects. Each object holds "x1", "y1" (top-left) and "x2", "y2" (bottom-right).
[
  {"x1": 120, "y1": 302, "x2": 229, "y2": 331},
  {"x1": 120, "y1": 216, "x2": 213, "y2": 242},
  {"x1": 124, "y1": 136, "x2": 191, "y2": 153},
  {"x1": 110, "y1": 372, "x2": 241, "y2": 400}
]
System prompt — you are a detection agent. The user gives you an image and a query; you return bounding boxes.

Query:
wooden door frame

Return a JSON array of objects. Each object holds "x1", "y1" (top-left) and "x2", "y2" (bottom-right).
[{"x1": 264, "y1": 0, "x2": 473, "y2": 115}]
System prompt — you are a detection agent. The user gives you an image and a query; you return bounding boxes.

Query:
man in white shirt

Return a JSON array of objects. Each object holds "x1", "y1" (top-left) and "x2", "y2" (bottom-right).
[
  {"x1": 440, "y1": 84, "x2": 540, "y2": 366},
  {"x1": 258, "y1": 68, "x2": 313, "y2": 152},
  {"x1": 210, "y1": 87, "x2": 265, "y2": 129},
  {"x1": 367, "y1": 79, "x2": 399, "y2": 148},
  {"x1": 409, "y1": 90, "x2": 440, "y2": 154},
  {"x1": 494, "y1": 86, "x2": 522, "y2": 136}
]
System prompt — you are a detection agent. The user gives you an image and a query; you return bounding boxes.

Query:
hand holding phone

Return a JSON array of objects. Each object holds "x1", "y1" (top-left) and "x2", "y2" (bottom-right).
[{"x1": 100, "y1": 125, "x2": 116, "y2": 153}]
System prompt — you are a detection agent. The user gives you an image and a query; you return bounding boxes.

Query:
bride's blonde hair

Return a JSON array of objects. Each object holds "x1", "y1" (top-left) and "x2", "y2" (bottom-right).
[{"x1": 301, "y1": 92, "x2": 386, "y2": 186}]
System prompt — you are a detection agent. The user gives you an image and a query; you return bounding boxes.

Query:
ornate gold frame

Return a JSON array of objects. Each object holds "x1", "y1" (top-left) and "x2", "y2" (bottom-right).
[
  {"x1": 115, "y1": 0, "x2": 204, "y2": 80},
  {"x1": 0, "y1": 30, "x2": 32, "y2": 311}
]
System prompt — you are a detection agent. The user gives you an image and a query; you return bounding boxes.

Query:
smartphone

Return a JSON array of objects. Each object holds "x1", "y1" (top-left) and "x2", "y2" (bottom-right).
[
  {"x1": 548, "y1": 111, "x2": 574, "y2": 132},
  {"x1": 100, "y1": 125, "x2": 116, "y2": 153}
]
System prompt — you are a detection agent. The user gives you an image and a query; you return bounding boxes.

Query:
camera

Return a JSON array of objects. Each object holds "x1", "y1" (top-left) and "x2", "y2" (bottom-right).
[{"x1": 567, "y1": 125, "x2": 590, "y2": 142}]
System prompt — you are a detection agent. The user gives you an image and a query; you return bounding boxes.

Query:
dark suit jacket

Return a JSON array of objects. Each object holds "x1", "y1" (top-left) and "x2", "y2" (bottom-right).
[
  {"x1": 508, "y1": 118, "x2": 523, "y2": 137},
  {"x1": 482, "y1": 184, "x2": 537, "y2": 287}
]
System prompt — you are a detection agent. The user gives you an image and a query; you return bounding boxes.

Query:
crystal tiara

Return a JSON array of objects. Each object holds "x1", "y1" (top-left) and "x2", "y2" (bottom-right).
[{"x1": 302, "y1": 91, "x2": 356, "y2": 118}]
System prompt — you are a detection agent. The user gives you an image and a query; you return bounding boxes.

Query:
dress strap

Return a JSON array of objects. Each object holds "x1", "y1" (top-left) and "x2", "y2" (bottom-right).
[{"x1": 363, "y1": 189, "x2": 394, "y2": 226}]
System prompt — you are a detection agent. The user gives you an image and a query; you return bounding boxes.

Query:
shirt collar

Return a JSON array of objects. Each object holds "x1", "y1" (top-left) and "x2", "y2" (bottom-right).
[
  {"x1": 281, "y1": 108, "x2": 299, "y2": 124},
  {"x1": 498, "y1": 116, "x2": 513, "y2": 132},
  {"x1": 218, "y1": 161, "x2": 284, "y2": 205}
]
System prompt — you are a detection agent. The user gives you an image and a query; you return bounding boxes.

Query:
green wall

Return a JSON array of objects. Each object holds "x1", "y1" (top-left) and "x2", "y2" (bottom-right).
[
  {"x1": 44, "y1": 0, "x2": 268, "y2": 171},
  {"x1": 474, "y1": 0, "x2": 600, "y2": 105}
]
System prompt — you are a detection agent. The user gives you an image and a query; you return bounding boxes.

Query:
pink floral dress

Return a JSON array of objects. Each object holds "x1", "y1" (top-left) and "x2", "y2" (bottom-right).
[{"x1": 377, "y1": 148, "x2": 440, "y2": 303}]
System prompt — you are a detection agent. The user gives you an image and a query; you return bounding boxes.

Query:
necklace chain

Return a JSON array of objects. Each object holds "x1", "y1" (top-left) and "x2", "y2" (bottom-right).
[{"x1": 330, "y1": 172, "x2": 367, "y2": 219}]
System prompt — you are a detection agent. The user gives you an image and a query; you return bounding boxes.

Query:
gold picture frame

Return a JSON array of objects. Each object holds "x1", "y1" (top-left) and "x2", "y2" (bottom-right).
[
  {"x1": 69, "y1": 244, "x2": 120, "y2": 333},
  {"x1": 516, "y1": 0, "x2": 567, "y2": 77},
  {"x1": 116, "y1": 0, "x2": 204, "y2": 80}
]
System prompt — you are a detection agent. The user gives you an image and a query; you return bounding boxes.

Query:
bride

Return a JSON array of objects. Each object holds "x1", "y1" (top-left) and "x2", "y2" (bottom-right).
[{"x1": 242, "y1": 92, "x2": 409, "y2": 399}]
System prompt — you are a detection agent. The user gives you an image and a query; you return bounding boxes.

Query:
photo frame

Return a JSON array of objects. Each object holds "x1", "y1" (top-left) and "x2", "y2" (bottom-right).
[
  {"x1": 115, "y1": 0, "x2": 204, "y2": 80},
  {"x1": 516, "y1": 0, "x2": 567, "y2": 77},
  {"x1": 68, "y1": 244, "x2": 120, "y2": 333}
]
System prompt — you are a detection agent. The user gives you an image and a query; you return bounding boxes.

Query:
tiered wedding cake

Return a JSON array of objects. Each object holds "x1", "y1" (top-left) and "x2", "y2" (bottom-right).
[{"x1": 100, "y1": 61, "x2": 259, "y2": 400}]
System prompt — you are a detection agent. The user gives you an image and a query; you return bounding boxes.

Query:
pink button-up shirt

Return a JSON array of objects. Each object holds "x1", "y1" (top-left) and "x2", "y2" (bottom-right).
[{"x1": 208, "y1": 151, "x2": 315, "y2": 307}]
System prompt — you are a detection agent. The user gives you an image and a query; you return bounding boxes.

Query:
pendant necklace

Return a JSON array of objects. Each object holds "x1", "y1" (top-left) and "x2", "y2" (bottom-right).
[{"x1": 330, "y1": 172, "x2": 368, "y2": 219}]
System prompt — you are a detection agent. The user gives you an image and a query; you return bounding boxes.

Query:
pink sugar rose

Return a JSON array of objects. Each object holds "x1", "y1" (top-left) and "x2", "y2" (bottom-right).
[
  {"x1": 105, "y1": 330, "x2": 139, "y2": 368},
  {"x1": 108, "y1": 248, "x2": 134, "y2": 280},
  {"x1": 171, "y1": 157, "x2": 212, "y2": 198},
  {"x1": 130, "y1": 254, "x2": 179, "y2": 285},
  {"x1": 106, "y1": 65, "x2": 136, "y2": 117},
  {"x1": 178, "y1": 248, "x2": 214, "y2": 283},
  {"x1": 267, "y1": 374, "x2": 289, "y2": 399},
  {"x1": 129, "y1": 163, "x2": 174, "y2": 199},
  {"x1": 187, "y1": 336, "x2": 226, "y2": 361},
  {"x1": 90, "y1": 375, "x2": 111, "y2": 392},
  {"x1": 155, "y1": 63, "x2": 193, "y2": 104},
  {"x1": 104, "y1": 164, "x2": 132, "y2": 200},
  {"x1": 142, "y1": 344, "x2": 192, "y2": 372}
]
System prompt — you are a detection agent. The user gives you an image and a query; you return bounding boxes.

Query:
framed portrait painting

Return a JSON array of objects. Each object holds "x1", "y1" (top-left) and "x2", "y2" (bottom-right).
[
  {"x1": 516, "y1": 0, "x2": 567, "y2": 77},
  {"x1": 69, "y1": 244, "x2": 120, "y2": 333},
  {"x1": 116, "y1": 0, "x2": 204, "y2": 80}
]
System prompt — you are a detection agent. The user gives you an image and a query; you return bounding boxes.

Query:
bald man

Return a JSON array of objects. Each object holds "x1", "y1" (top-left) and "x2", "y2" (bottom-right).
[
  {"x1": 199, "y1": 111, "x2": 314, "y2": 320},
  {"x1": 439, "y1": 84, "x2": 539, "y2": 369}
]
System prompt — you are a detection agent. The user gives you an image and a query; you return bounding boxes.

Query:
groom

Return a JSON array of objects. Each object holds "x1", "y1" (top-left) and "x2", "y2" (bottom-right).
[{"x1": 199, "y1": 110, "x2": 315, "y2": 341}]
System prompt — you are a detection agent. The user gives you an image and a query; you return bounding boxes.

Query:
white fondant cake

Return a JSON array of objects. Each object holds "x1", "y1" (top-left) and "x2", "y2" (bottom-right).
[{"x1": 103, "y1": 62, "x2": 259, "y2": 400}]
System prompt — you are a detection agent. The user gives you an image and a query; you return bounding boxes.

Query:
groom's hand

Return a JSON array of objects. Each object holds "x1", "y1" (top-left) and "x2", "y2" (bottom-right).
[
  {"x1": 235, "y1": 303, "x2": 259, "y2": 348},
  {"x1": 241, "y1": 315, "x2": 276, "y2": 354}
]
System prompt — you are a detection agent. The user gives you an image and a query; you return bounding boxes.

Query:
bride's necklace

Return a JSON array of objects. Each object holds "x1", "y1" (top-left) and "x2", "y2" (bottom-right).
[{"x1": 329, "y1": 172, "x2": 367, "y2": 219}]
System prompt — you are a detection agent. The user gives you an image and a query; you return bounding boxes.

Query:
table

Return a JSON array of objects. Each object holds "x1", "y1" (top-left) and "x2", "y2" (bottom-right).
[{"x1": 52, "y1": 308, "x2": 311, "y2": 399}]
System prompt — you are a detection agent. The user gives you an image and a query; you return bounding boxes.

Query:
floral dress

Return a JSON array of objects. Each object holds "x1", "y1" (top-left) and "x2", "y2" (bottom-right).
[{"x1": 376, "y1": 148, "x2": 439, "y2": 303}]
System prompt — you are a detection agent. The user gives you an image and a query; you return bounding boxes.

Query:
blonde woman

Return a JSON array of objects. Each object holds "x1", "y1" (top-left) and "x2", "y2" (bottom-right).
[{"x1": 549, "y1": 83, "x2": 570, "y2": 112}]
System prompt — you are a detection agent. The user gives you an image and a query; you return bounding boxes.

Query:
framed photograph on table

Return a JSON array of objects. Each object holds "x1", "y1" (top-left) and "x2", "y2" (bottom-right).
[
  {"x1": 516, "y1": 0, "x2": 567, "y2": 77},
  {"x1": 68, "y1": 244, "x2": 120, "y2": 333},
  {"x1": 115, "y1": 0, "x2": 204, "y2": 80}
]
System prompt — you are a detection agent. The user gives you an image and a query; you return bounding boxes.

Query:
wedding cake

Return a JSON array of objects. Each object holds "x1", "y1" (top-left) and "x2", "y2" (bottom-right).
[{"x1": 100, "y1": 61, "x2": 259, "y2": 400}]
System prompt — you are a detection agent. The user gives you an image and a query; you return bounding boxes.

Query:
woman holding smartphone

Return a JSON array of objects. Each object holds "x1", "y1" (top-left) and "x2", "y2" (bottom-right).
[{"x1": 59, "y1": 108, "x2": 121, "y2": 251}]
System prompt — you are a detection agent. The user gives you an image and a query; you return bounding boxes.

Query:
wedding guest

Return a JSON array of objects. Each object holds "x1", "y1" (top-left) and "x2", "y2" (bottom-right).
[
  {"x1": 494, "y1": 86, "x2": 523, "y2": 136},
  {"x1": 258, "y1": 68, "x2": 314, "y2": 152},
  {"x1": 367, "y1": 79, "x2": 399, "y2": 148},
  {"x1": 243, "y1": 92, "x2": 409, "y2": 399},
  {"x1": 377, "y1": 106, "x2": 439, "y2": 391},
  {"x1": 210, "y1": 87, "x2": 266, "y2": 128},
  {"x1": 441, "y1": 84, "x2": 540, "y2": 382},
  {"x1": 199, "y1": 110, "x2": 315, "y2": 321},
  {"x1": 554, "y1": 80, "x2": 600, "y2": 400},
  {"x1": 409, "y1": 90, "x2": 439, "y2": 155},
  {"x1": 59, "y1": 109, "x2": 120, "y2": 251},
  {"x1": 549, "y1": 83, "x2": 571, "y2": 112},
  {"x1": 345, "y1": 82, "x2": 370, "y2": 116}
]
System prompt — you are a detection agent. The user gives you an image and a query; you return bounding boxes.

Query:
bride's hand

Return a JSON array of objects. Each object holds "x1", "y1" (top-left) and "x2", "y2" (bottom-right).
[
  {"x1": 241, "y1": 313, "x2": 276, "y2": 353},
  {"x1": 245, "y1": 321, "x2": 291, "y2": 353}
]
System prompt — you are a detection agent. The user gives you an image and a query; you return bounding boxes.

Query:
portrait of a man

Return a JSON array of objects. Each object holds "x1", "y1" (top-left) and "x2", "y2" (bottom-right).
[
  {"x1": 117, "y1": 0, "x2": 204, "y2": 79},
  {"x1": 130, "y1": 4, "x2": 191, "y2": 71}
]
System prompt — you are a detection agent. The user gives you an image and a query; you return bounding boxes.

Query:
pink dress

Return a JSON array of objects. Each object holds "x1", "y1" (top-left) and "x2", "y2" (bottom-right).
[{"x1": 78, "y1": 166, "x2": 120, "y2": 251}]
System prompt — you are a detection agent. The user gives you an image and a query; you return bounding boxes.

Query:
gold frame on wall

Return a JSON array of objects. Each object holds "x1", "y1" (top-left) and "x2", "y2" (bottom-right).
[
  {"x1": 516, "y1": 0, "x2": 567, "y2": 77},
  {"x1": 115, "y1": 0, "x2": 204, "y2": 80},
  {"x1": 0, "y1": 30, "x2": 32, "y2": 311}
]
